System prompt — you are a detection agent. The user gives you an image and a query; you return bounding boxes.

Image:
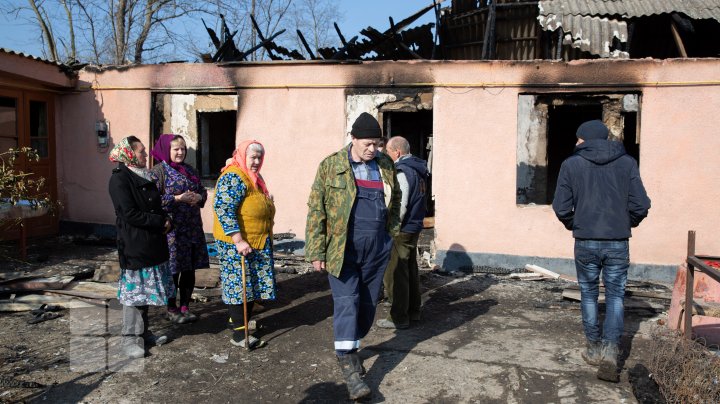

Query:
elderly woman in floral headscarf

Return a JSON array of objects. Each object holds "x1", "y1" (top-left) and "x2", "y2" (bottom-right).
[
  {"x1": 108, "y1": 136, "x2": 175, "y2": 359},
  {"x1": 213, "y1": 139, "x2": 276, "y2": 349},
  {"x1": 150, "y1": 134, "x2": 209, "y2": 324}
]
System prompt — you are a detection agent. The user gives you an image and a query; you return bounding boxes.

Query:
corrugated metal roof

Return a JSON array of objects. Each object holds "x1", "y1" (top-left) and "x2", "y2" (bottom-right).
[
  {"x1": 538, "y1": 0, "x2": 720, "y2": 58},
  {"x1": 538, "y1": 13, "x2": 629, "y2": 58},
  {"x1": 0, "y1": 48, "x2": 67, "y2": 67},
  {"x1": 539, "y1": 0, "x2": 720, "y2": 21}
]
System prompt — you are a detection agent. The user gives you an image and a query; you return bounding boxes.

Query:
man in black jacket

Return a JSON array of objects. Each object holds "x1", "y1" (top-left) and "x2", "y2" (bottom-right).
[
  {"x1": 377, "y1": 136, "x2": 430, "y2": 329},
  {"x1": 553, "y1": 120, "x2": 651, "y2": 382}
]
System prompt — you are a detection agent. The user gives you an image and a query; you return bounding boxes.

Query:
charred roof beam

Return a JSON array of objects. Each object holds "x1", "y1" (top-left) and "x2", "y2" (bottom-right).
[
  {"x1": 297, "y1": 30, "x2": 318, "y2": 60},
  {"x1": 238, "y1": 30, "x2": 286, "y2": 61},
  {"x1": 389, "y1": 17, "x2": 424, "y2": 59},
  {"x1": 250, "y1": 15, "x2": 282, "y2": 60}
]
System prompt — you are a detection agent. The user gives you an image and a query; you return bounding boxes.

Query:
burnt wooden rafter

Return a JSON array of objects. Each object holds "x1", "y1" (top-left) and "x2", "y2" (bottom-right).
[
  {"x1": 250, "y1": 15, "x2": 281, "y2": 60},
  {"x1": 203, "y1": 1, "x2": 443, "y2": 62}
]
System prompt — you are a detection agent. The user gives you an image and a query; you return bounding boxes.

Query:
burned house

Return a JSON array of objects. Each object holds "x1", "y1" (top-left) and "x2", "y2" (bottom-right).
[
  {"x1": 1, "y1": 2, "x2": 720, "y2": 284},
  {"x1": 442, "y1": 0, "x2": 720, "y2": 60},
  {"x1": 206, "y1": 1, "x2": 720, "y2": 62}
]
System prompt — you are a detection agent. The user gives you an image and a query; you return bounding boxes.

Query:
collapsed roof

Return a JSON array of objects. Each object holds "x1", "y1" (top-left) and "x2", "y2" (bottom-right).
[
  {"x1": 537, "y1": 0, "x2": 720, "y2": 58},
  {"x1": 206, "y1": 2, "x2": 443, "y2": 63},
  {"x1": 204, "y1": 0, "x2": 720, "y2": 62}
]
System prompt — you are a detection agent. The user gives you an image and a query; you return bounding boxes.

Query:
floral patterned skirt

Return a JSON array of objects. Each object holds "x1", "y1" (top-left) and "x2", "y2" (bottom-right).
[
  {"x1": 217, "y1": 237, "x2": 276, "y2": 305},
  {"x1": 117, "y1": 262, "x2": 175, "y2": 306}
]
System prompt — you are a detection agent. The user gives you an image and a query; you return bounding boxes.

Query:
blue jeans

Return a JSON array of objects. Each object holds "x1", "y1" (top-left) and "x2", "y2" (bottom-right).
[{"x1": 574, "y1": 239, "x2": 629, "y2": 345}]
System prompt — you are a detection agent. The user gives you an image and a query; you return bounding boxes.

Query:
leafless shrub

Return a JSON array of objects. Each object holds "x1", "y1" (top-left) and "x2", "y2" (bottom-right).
[
  {"x1": 647, "y1": 326, "x2": 720, "y2": 403},
  {"x1": 0, "y1": 147, "x2": 60, "y2": 230}
]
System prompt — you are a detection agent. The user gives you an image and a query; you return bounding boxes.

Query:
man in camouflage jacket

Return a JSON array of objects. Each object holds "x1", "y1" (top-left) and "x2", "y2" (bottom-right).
[
  {"x1": 305, "y1": 148, "x2": 401, "y2": 277},
  {"x1": 305, "y1": 112, "x2": 400, "y2": 400}
]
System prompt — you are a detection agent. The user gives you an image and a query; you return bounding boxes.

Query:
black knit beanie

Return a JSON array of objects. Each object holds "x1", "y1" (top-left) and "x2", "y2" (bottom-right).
[
  {"x1": 576, "y1": 120, "x2": 609, "y2": 141},
  {"x1": 351, "y1": 112, "x2": 382, "y2": 139}
]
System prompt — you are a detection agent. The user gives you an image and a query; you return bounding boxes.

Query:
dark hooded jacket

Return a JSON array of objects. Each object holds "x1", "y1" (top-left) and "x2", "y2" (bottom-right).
[
  {"x1": 396, "y1": 155, "x2": 430, "y2": 234},
  {"x1": 552, "y1": 139, "x2": 650, "y2": 239}
]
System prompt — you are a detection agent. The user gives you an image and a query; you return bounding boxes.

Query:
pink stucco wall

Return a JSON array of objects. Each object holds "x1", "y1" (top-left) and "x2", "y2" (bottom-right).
[
  {"x1": 56, "y1": 59, "x2": 720, "y2": 271},
  {"x1": 59, "y1": 88, "x2": 151, "y2": 224}
]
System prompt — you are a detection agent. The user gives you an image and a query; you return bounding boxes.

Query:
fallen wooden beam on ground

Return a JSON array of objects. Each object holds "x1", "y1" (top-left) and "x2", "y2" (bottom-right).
[
  {"x1": 0, "y1": 294, "x2": 96, "y2": 312},
  {"x1": 564, "y1": 284, "x2": 672, "y2": 301},
  {"x1": 509, "y1": 272, "x2": 551, "y2": 281},
  {"x1": 43, "y1": 281, "x2": 117, "y2": 301},
  {"x1": 561, "y1": 289, "x2": 666, "y2": 311},
  {"x1": 562, "y1": 289, "x2": 601, "y2": 302},
  {"x1": 0, "y1": 275, "x2": 74, "y2": 293},
  {"x1": 525, "y1": 264, "x2": 578, "y2": 283}
]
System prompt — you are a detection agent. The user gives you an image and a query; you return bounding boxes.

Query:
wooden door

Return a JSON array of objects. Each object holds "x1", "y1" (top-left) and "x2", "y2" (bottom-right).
[{"x1": 0, "y1": 89, "x2": 58, "y2": 239}]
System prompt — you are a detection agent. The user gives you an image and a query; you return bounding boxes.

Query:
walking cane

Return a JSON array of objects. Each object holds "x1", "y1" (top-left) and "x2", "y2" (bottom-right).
[{"x1": 241, "y1": 256, "x2": 250, "y2": 350}]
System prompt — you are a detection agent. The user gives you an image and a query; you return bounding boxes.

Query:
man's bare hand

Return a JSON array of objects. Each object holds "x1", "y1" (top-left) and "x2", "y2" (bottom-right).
[{"x1": 311, "y1": 260, "x2": 326, "y2": 272}]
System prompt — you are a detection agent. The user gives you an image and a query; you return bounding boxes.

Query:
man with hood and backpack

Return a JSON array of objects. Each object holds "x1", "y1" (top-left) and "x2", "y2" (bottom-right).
[
  {"x1": 377, "y1": 136, "x2": 431, "y2": 330},
  {"x1": 552, "y1": 120, "x2": 651, "y2": 382}
]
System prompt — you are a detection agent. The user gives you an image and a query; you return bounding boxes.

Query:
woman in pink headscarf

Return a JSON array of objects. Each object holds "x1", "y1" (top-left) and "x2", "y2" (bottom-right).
[
  {"x1": 151, "y1": 134, "x2": 209, "y2": 324},
  {"x1": 212, "y1": 139, "x2": 276, "y2": 349}
]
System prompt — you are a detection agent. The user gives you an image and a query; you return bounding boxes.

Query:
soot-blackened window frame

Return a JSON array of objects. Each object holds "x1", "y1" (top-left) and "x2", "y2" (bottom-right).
[
  {"x1": 197, "y1": 110, "x2": 237, "y2": 181},
  {"x1": 516, "y1": 93, "x2": 641, "y2": 206}
]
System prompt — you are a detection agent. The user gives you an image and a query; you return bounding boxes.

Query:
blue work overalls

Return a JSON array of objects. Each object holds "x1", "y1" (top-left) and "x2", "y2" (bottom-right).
[{"x1": 329, "y1": 156, "x2": 392, "y2": 354}]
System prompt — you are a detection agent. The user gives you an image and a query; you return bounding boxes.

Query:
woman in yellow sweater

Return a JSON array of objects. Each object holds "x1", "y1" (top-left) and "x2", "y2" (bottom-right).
[{"x1": 213, "y1": 139, "x2": 275, "y2": 349}]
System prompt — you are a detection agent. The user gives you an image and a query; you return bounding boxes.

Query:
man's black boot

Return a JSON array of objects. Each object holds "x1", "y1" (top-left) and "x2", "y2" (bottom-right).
[
  {"x1": 581, "y1": 340, "x2": 602, "y2": 366},
  {"x1": 337, "y1": 354, "x2": 371, "y2": 400},
  {"x1": 597, "y1": 342, "x2": 620, "y2": 382},
  {"x1": 348, "y1": 352, "x2": 366, "y2": 375}
]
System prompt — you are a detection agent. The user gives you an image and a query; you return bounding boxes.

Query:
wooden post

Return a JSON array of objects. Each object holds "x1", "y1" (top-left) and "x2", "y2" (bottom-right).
[
  {"x1": 488, "y1": 1, "x2": 497, "y2": 59},
  {"x1": 684, "y1": 230, "x2": 696, "y2": 339},
  {"x1": 480, "y1": 0, "x2": 497, "y2": 59},
  {"x1": 555, "y1": 29, "x2": 563, "y2": 60},
  {"x1": 670, "y1": 21, "x2": 687, "y2": 58}
]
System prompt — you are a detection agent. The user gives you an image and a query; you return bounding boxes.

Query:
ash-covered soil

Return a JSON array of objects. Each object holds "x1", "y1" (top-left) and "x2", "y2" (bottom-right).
[{"x1": 0, "y1": 237, "x2": 667, "y2": 403}]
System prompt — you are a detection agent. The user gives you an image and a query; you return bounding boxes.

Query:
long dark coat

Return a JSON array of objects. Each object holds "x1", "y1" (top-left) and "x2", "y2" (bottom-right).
[{"x1": 108, "y1": 163, "x2": 169, "y2": 270}]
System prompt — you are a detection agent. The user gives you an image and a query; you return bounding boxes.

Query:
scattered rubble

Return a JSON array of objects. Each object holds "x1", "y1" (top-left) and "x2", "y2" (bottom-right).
[
  {"x1": 525, "y1": 264, "x2": 578, "y2": 282},
  {"x1": 0, "y1": 233, "x2": 702, "y2": 402}
]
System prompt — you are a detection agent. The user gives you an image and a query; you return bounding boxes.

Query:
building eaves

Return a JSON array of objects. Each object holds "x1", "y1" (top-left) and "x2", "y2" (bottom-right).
[
  {"x1": 0, "y1": 48, "x2": 64, "y2": 67},
  {"x1": 537, "y1": 0, "x2": 720, "y2": 59},
  {"x1": 0, "y1": 48, "x2": 77, "y2": 76},
  {"x1": 538, "y1": 0, "x2": 720, "y2": 22}
]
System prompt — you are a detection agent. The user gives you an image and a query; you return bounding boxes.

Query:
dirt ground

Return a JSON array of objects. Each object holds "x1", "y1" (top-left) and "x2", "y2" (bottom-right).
[{"x1": 0, "y1": 236, "x2": 669, "y2": 403}]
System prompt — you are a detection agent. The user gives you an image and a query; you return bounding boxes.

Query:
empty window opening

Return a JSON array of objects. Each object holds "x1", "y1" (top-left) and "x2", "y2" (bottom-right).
[
  {"x1": 150, "y1": 93, "x2": 238, "y2": 183},
  {"x1": 623, "y1": 111, "x2": 639, "y2": 164},
  {"x1": 383, "y1": 110, "x2": 435, "y2": 217},
  {"x1": 517, "y1": 93, "x2": 641, "y2": 205},
  {"x1": 546, "y1": 104, "x2": 603, "y2": 199},
  {"x1": 197, "y1": 111, "x2": 236, "y2": 180}
]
